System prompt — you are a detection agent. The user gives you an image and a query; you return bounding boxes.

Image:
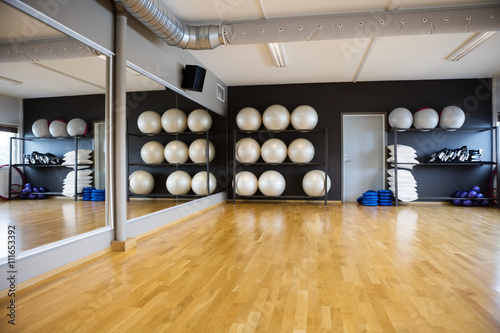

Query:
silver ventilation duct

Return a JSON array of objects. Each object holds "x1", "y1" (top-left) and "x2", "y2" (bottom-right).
[{"x1": 114, "y1": 0, "x2": 225, "y2": 50}]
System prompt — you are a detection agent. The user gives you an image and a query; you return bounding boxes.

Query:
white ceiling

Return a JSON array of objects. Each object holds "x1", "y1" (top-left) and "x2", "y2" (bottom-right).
[{"x1": 159, "y1": 0, "x2": 500, "y2": 86}]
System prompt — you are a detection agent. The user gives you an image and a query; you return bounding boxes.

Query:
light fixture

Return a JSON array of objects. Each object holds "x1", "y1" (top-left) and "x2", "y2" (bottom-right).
[
  {"x1": 0, "y1": 75, "x2": 22, "y2": 85},
  {"x1": 446, "y1": 31, "x2": 496, "y2": 61},
  {"x1": 267, "y1": 43, "x2": 287, "y2": 67}
]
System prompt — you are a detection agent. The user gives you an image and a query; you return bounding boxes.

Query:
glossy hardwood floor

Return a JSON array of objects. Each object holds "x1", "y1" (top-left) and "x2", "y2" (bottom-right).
[{"x1": 1, "y1": 202, "x2": 500, "y2": 332}]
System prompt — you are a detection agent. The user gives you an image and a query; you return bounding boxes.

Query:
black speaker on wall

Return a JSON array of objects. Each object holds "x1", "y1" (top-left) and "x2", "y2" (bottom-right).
[{"x1": 181, "y1": 65, "x2": 206, "y2": 92}]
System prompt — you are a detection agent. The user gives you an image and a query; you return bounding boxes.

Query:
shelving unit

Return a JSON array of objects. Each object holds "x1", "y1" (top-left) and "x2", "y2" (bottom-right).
[
  {"x1": 390, "y1": 126, "x2": 499, "y2": 207},
  {"x1": 8, "y1": 135, "x2": 90, "y2": 201},
  {"x1": 127, "y1": 130, "x2": 213, "y2": 199},
  {"x1": 232, "y1": 128, "x2": 329, "y2": 206}
]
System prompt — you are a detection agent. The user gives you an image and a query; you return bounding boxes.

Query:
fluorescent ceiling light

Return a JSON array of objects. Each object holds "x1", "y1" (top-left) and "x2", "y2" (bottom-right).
[
  {"x1": 0, "y1": 76, "x2": 22, "y2": 85},
  {"x1": 446, "y1": 31, "x2": 496, "y2": 61},
  {"x1": 267, "y1": 43, "x2": 287, "y2": 67}
]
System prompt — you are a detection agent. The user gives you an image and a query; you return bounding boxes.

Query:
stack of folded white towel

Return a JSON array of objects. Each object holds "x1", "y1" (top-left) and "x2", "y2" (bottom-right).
[
  {"x1": 387, "y1": 145, "x2": 418, "y2": 202},
  {"x1": 62, "y1": 149, "x2": 93, "y2": 197}
]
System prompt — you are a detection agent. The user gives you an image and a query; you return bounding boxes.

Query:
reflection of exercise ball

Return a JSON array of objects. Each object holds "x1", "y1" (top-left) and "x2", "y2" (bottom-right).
[
  {"x1": 302, "y1": 170, "x2": 331, "y2": 197},
  {"x1": 164, "y1": 140, "x2": 189, "y2": 164},
  {"x1": 291, "y1": 105, "x2": 318, "y2": 130},
  {"x1": 166, "y1": 170, "x2": 191, "y2": 195},
  {"x1": 236, "y1": 138, "x2": 260, "y2": 163},
  {"x1": 258, "y1": 170, "x2": 286, "y2": 196},
  {"x1": 189, "y1": 139, "x2": 215, "y2": 164},
  {"x1": 388, "y1": 107, "x2": 412, "y2": 131},
  {"x1": 67, "y1": 118, "x2": 88, "y2": 136},
  {"x1": 161, "y1": 108, "x2": 187, "y2": 133},
  {"x1": 288, "y1": 138, "x2": 315, "y2": 163},
  {"x1": 191, "y1": 171, "x2": 217, "y2": 195},
  {"x1": 234, "y1": 171, "x2": 258, "y2": 196},
  {"x1": 413, "y1": 108, "x2": 439, "y2": 131},
  {"x1": 236, "y1": 107, "x2": 261, "y2": 131},
  {"x1": 129, "y1": 170, "x2": 155, "y2": 195},
  {"x1": 32, "y1": 119, "x2": 50, "y2": 137},
  {"x1": 187, "y1": 109, "x2": 212, "y2": 132},
  {"x1": 49, "y1": 120, "x2": 68, "y2": 137},
  {"x1": 440, "y1": 106, "x2": 465, "y2": 131},
  {"x1": 140, "y1": 141, "x2": 165, "y2": 164},
  {"x1": 137, "y1": 111, "x2": 162, "y2": 134},
  {"x1": 261, "y1": 138, "x2": 287, "y2": 164},
  {"x1": 262, "y1": 104, "x2": 290, "y2": 131}
]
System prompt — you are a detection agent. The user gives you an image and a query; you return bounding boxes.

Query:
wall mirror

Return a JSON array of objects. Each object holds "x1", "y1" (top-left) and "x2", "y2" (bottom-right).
[
  {"x1": 0, "y1": 1, "x2": 110, "y2": 259},
  {"x1": 125, "y1": 68, "x2": 227, "y2": 220}
]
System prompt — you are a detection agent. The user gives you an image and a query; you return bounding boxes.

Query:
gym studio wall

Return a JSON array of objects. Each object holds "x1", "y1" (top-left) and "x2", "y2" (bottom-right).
[{"x1": 228, "y1": 78, "x2": 493, "y2": 201}]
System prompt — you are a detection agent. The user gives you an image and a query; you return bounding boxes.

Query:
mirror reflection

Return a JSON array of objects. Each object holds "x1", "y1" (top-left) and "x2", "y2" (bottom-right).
[{"x1": 0, "y1": 2, "x2": 108, "y2": 257}]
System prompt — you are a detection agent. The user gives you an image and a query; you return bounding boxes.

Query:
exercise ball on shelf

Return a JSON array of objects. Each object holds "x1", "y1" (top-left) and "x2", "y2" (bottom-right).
[
  {"x1": 67, "y1": 118, "x2": 88, "y2": 136},
  {"x1": 302, "y1": 170, "x2": 331, "y2": 197},
  {"x1": 129, "y1": 170, "x2": 155, "y2": 195},
  {"x1": 140, "y1": 141, "x2": 165, "y2": 164},
  {"x1": 188, "y1": 139, "x2": 215, "y2": 164},
  {"x1": 288, "y1": 138, "x2": 315, "y2": 163},
  {"x1": 440, "y1": 105, "x2": 465, "y2": 131},
  {"x1": 166, "y1": 170, "x2": 191, "y2": 195},
  {"x1": 191, "y1": 171, "x2": 217, "y2": 195},
  {"x1": 137, "y1": 111, "x2": 162, "y2": 134},
  {"x1": 32, "y1": 119, "x2": 50, "y2": 137},
  {"x1": 261, "y1": 138, "x2": 287, "y2": 164},
  {"x1": 291, "y1": 105, "x2": 318, "y2": 130},
  {"x1": 262, "y1": 104, "x2": 290, "y2": 131},
  {"x1": 258, "y1": 170, "x2": 286, "y2": 196},
  {"x1": 234, "y1": 171, "x2": 258, "y2": 196},
  {"x1": 235, "y1": 138, "x2": 260, "y2": 163},
  {"x1": 164, "y1": 140, "x2": 189, "y2": 164},
  {"x1": 413, "y1": 108, "x2": 439, "y2": 131},
  {"x1": 236, "y1": 107, "x2": 261, "y2": 131},
  {"x1": 49, "y1": 120, "x2": 69, "y2": 137},
  {"x1": 388, "y1": 107, "x2": 412, "y2": 131},
  {"x1": 161, "y1": 108, "x2": 187, "y2": 133},
  {"x1": 187, "y1": 109, "x2": 212, "y2": 132}
]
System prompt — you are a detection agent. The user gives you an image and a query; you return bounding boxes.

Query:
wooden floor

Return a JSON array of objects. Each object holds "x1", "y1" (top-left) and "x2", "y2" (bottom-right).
[
  {"x1": 1, "y1": 202, "x2": 500, "y2": 332},
  {"x1": 0, "y1": 197, "x2": 188, "y2": 253}
]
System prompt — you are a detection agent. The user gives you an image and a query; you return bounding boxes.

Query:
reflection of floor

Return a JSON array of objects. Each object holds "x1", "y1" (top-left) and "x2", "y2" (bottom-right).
[
  {"x1": 0, "y1": 197, "x2": 191, "y2": 256},
  {"x1": 2, "y1": 202, "x2": 500, "y2": 331}
]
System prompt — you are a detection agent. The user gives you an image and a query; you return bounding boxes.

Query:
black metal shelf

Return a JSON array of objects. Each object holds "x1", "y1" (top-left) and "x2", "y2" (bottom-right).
[
  {"x1": 128, "y1": 162, "x2": 208, "y2": 167},
  {"x1": 236, "y1": 162, "x2": 324, "y2": 166},
  {"x1": 235, "y1": 128, "x2": 326, "y2": 134},
  {"x1": 390, "y1": 127, "x2": 495, "y2": 132},
  {"x1": 13, "y1": 163, "x2": 92, "y2": 167},
  {"x1": 128, "y1": 130, "x2": 209, "y2": 137},
  {"x1": 234, "y1": 194, "x2": 327, "y2": 200},
  {"x1": 391, "y1": 161, "x2": 496, "y2": 166}
]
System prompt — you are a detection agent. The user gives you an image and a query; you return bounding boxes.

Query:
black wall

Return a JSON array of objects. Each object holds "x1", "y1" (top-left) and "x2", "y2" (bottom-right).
[
  {"x1": 228, "y1": 79, "x2": 494, "y2": 200},
  {"x1": 23, "y1": 94, "x2": 105, "y2": 191}
]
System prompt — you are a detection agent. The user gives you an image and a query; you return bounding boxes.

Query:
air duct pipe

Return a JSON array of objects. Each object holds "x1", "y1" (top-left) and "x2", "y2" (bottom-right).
[{"x1": 114, "y1": 0, "x2": 225, "y2": 49}]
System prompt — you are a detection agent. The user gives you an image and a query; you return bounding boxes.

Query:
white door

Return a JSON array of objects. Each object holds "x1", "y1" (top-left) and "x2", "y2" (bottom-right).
[{"x1": 342, "y1": 114, "x2": 385, "y2": 202}]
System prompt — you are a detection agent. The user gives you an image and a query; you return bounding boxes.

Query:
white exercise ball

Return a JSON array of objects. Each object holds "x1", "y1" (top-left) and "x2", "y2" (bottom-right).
[
  {"x1": 129, "y1": 170, "x2": 155, "y2": 195},
  {"x1": 440, "y1": 105, "x2": 465, "y2": 131},
  {"x1": 166, "y1": 170, "x2": 191, "y2": 195},
  {"x1": 235, "y1": 138, "x2": 260, "y2": 163},
  {"x1": 236, "y1": 107, "x2": 261, "y2": 131},
  {"x1": 140, "y1": 141, "x2": 165, "y2": 164},
  {"x1": 187, "y1": 109, "x2": 212, "y2": 132},
  {"x1": 164, "y1": 140, "x2": 189, "y2": 164},
  {"x1": 288, "y1": 138, "x2": 315, "y2": 163},
  {"x1": 291, "y1": 105, "x2": 318, "y2": 130},
  {"x1": 191, "y1": 171, "x2": 217, "y2": 195},
  {"x1": 161, "y1": 108, "x2": 187, "y2": 133},
  {"x1": 32, "y1": 119, "x2": 50, "y2": 137},
  {"x1": 49, "y1": 120, "x2": 68, "y2": 137},
  {"x1": 137, "y1": 111, "x2": 162, "y2": 134},
  {"x1": 302, "y1": 170, "x2": 331, "y2": 197},
  {"x1": 258, "y1": 170, "x2": 286, "y2": 196},
  {"x1": 234, "y1": 171, "x2": 259, "y2": 196},
  {"x1": 388, "y1": 107, "x2": 413, "y2": 131},
  {"x1": 262, "y1": 104, "x2": 290, "y2": 131},
  {"x1": 261, "y1": 138, "x2": 287, "y2": 164},
  {"x1": 67, "y1": 118, "x2": 88, "y2": 136},
  {"x1": 413, "y1": 108, "x2": 439, "y2": 131},
  {"x1": 189, "y1": 139, "x2": 215, "y2": 164}
]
